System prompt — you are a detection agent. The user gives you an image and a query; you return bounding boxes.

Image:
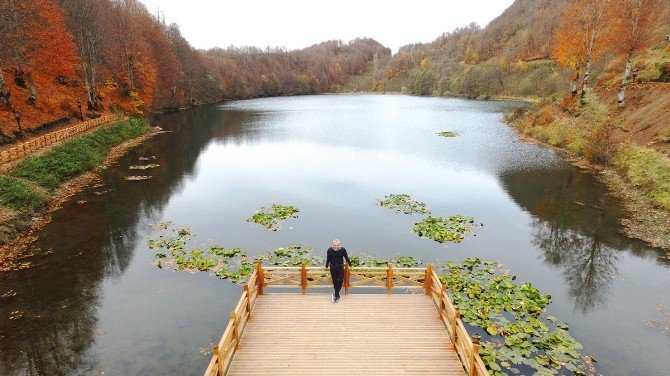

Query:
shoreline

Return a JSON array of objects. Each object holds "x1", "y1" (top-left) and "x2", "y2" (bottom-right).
[
  {"x1": 0, "y1": 126, "x2": 164, "y2": 271},
  {"x1": 513, "y1": 129, "x2": 670, "y2": 251}
]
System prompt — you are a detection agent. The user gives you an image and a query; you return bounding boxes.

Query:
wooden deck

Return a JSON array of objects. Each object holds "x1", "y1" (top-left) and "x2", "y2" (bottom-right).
[
  {"x1": 228, "y1": 294, "x2": 464, "y2": 375},
  {"x1": 204, "y1": 264, "x2": 489, "y2": 376}
]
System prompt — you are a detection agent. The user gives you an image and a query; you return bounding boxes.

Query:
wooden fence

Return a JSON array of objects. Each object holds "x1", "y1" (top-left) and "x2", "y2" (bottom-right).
[
  {"x1": 0, "y1": 115, "x2": 121, "y2": 164},
  {"x1": 205, "y1": 264, "x2": 260, "y2": 376},
  {"x1": 204, "y1": 263, "x2": 490, "y2": 376},
  {"x1": 426, "y1": 264, "x2": 489, "y2": 376}
]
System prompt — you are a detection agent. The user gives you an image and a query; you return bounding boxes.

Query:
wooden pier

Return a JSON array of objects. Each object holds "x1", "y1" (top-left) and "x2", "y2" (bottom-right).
[{"x1": 205, "y1": 264, "x2": 490, "y2": 376}]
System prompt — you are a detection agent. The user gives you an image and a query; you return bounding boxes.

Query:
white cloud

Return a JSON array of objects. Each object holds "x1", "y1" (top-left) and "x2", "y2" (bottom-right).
[{"x1": 140, "y1": 0, "x2": 514, "y2": 52}]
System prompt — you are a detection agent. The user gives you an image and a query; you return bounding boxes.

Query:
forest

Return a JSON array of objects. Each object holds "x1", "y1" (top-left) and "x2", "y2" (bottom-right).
[
  {"x1": 0, "y1": 0, "x2": 390, "y2": 140},
  {"x1": 348, "y1": 0, "x2": 670, "y2": 101}
]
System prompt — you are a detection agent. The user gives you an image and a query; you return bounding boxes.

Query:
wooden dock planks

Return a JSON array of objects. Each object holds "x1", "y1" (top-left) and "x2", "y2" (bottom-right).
[{"x1": 227, "y1": 293, "x2": 465, "y2": 375}]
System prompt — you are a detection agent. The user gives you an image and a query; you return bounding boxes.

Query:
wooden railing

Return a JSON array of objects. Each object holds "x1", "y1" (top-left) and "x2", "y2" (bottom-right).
[
  {"x1": 204, "y1": 263, "x2": 490, "y2": 376},
  {"x1": 204, "y1": 264, "x2": 260, "y2": 376},
  {"x1": 426, "y1": 264, "x2": 489, "y2": 376},
  {"x1": 262, "y1": 264, "x2": 426, "y2": 293},
  {"x1": 0, "y1": 115, "x2": 121, "y2": 164}
]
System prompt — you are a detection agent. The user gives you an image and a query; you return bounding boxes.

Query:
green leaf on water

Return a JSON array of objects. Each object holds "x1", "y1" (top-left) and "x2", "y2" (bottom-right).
[
  {"x1": 438, "y1": 258, "x2": 592, "y2": 376},
  {"x1": 412, "y1": 215, "x2": 476, "y2": 243},
  {"x1": 247, "y1": 204, "x2": 299, "y2": 231},
  {"x1": 437, "y1": 131, "x2": 457, "y2": 138},
  {"x1": 377, "y1": 194, "x2": 430, "y2": 215}
]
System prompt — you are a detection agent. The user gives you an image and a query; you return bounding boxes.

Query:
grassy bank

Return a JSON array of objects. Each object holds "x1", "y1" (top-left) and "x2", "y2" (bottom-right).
[
  {"x1": 508, "y1": 93, "x2": 670, "y2": 249},
  {"x1": 615, "y1": 145, "x2": 670, "y2": 210},
  {"x1": 0, "y1": 118, "x2": 148, "y2": 243}
]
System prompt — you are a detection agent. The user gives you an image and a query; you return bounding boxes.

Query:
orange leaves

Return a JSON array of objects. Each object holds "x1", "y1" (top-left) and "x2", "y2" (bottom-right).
[
  {"x1": 607, "y1": 0, "x2": 663, "y2": 56},
  {"x1": 30, "y1": 0, "x2": 79, "y2": 79},
  {"x1": 553, "y1": 0, "x2": 609, "y2": 71}
]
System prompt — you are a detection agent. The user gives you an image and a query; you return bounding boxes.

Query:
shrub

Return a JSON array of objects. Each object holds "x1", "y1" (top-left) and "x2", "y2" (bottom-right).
[{"x1": 583, "y1": 123, "x2": 617, "y2": 164}]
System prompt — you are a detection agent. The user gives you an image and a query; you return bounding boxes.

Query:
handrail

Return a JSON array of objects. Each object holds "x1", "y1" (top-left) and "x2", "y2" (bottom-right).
[
  {"x1": 428, "y1": 267, "x2": 489, "y2": 376},
  {"x1": 204, "y1": 263, "x2": 490, "y2": 376},
  {"x1": 204, "y1": 265, "x2": 260, "y2": 376},
  {"x1": 262, "y1": 264, "x2": 426, "y2": 294}
]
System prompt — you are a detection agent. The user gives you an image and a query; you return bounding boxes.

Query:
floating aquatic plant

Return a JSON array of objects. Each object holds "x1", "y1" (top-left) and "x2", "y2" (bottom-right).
[
  {"x1": 129, "y1": 164, "x2": 159, "y2": 170},
  {"x1": 148, "y1": 225, "x2": 252, "y2": 283},
  {"x1": 377, "y1": 194, "x2": 430, "y2": 215},
  {"x1": 412, "y1": 215, "x2": 477, "y2": 243},
  {"x1": 262, "y1": 244, "x2": 323, "y2": 266},
  {"x1": 349, "y1": 255, "x2": 422, "y2": 268},
  {"x1": 247, "y1": 204, "x2": 300, "y2": 231},
  {"x1": 438, "y1": 131, "x2": 457, "y2": 138},
  {"x1": 440, "y1": 258, "x2": 592, "y2": 375},
  {"x1": 124, "y1": 175, "x2": 152, "y2": 181}
]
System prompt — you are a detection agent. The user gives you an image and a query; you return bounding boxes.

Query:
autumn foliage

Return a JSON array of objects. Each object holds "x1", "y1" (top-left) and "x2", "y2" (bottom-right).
[{"x1": 0, "y1": 0, "x2": 389, "y2": 141}]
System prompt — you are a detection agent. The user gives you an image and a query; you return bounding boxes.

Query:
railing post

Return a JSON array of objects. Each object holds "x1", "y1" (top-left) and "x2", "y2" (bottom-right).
[
  {"x1": 212, "y1": 345, "x2": 222, "y2": 375},
  {"x1": 439, "y1": 285, "x2": 447, "y2": 320},
  {"x1": 300, "y1": 263, "x2": 307, "y2": 294},
  {"x1": 424, "y1": 263, "x2": 433, "y2": 296},
  {"x1": 243, "y1": 285, "x2": 252, "y2": 321},
  {"x1": 469, "y1": 334, "x2": 480, "y2": 376},
  {"x1": 386, "y1": 263, "x2": 393, "y2": 294},
  {"x1": 230, "y1": 311, "x2": 240, "y2": 350},
  {"x1": 344, "y1": 264, "x2": 350, "y2": 294},
  {"x1": 452, "y1": 311, "x2": 460, "y2": 350},
  {"x1": 256, "y1": 262, "x2": 264, "y2": 295}
]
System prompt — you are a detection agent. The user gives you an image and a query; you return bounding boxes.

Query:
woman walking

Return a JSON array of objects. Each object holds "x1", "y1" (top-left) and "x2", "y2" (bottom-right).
[{"x1": 325, "y1": 239, "x2": 352, "y2": 303}]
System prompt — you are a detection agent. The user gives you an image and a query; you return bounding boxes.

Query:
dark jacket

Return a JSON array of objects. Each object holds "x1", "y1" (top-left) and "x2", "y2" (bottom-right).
[{"x1": 325, "y1": 247, "x2": 352, "y2": 268}]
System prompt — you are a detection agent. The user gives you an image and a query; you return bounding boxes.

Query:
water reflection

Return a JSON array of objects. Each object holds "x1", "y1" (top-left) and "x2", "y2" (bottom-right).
[
  {"x1": 500, "y1": 167, "x2": 667, "y2": 314},
  {"x1": 0, "y1": 108, "x2": 256, "y2": 375}
]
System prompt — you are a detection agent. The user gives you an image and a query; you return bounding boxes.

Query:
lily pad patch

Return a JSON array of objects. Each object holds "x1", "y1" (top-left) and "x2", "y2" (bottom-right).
[
  {"x1": 440, "y1": 258, "x2": 592, "y2": 375},
  {"x1": 377, "y1": 194, "x2": 430, "y2": 215},
  {"x1": 412, "y1": 215, "x2": 478, "y2": 243},
  {"x1": 129, "y1": 164, "x2": 159, "y2": 170},
  {"x1": 247, "y1": 204, "x2": 300, "y2": 231},
  {"x1": 438, "y1": 131, "x2": 457, "y2": 138}
]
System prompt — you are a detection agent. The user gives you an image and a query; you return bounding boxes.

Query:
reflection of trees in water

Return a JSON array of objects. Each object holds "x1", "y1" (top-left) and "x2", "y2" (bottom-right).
[
  {"x1": 0, "y1": 106, "x2": 266, "y2": 375},
  {"x1": 499, "y1": 166, "x2": 665, "y2": 314},
  {"x1": 531, "y1": 218, "x2": 619, "y2": 313}
]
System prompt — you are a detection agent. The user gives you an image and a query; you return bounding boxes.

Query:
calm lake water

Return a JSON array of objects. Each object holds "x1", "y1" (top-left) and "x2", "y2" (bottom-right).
[{"x1": 1, "y1": 94, "x2": 668, "y2": 375}]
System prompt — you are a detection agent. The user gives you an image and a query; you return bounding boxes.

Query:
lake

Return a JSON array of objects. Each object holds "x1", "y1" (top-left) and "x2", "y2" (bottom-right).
[{"x1": 0, "y1": 94, "x2": 668, "y2": 375}]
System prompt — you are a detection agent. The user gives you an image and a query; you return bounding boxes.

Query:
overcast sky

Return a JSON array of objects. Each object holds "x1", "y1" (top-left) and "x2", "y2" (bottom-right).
[{"x1": 138, "y1": 0, "x2": 515, "y2": 52}]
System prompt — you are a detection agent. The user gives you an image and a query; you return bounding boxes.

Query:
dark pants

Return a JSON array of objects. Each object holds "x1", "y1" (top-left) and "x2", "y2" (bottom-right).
[{"x1": 330, "y1": 266, "x2": 344, "y2": 297}]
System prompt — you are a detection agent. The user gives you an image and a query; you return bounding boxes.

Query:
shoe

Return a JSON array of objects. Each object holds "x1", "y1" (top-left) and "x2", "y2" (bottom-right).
[
  {"x1": 331, "y1": 293, "x2": 335, "y2": 303},
  {"x1": 335, "y1": 295, "x2": 340, "y2": 303}
]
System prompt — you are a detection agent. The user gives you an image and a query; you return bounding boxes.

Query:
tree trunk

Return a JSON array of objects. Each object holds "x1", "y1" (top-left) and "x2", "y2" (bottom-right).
[
  {"x1": 26, "y1": 74, "x2": 36, "y2": 105},
  {"x1": 617, "y1": 54, "x2": 633, "y2": 108},
  {"x1": 581, "y1": 58, "x2": 592, "y2": 98},
  {"x1": 571, "y1": 69, "x2": 581, "y2": 96},
  {"x1": 86, "y1": 31, "x2": 98, "y2": 97},
  {"x1": 581, "y1": 2, "x2": 604, "y2": 98}
]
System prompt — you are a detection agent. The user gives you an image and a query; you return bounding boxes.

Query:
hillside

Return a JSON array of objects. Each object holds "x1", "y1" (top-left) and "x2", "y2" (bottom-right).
[
  {"x1": 346, "y1": 0, "x2": 670, "y2": 101},
  {"x1": 0, "y1": 0, "x2": 389, "y2": 142}
]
